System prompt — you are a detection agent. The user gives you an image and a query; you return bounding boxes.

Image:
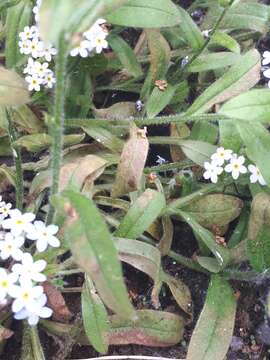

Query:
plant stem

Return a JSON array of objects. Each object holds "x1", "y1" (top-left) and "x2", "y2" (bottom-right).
[
  {"x1": 47, "y1": 33, "x2": 67, "y2": 224},
  {"x1": 6, "y1": 110, "x2": 23, "y2": 210}
]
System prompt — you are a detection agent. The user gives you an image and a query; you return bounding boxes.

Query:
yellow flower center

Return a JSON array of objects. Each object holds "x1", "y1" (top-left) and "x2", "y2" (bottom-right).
[
  {"x1": 16, "y1": 220, "x2": 23, "y2": 225},
  {"x1": 233, "y1": 164, "x2": 239, "y2": 170},
  {"x1": 22, "y1": 292, "x2": 30, "y2": 300},
  {"x1": 1, "y1": 281, "x2": 8, "y2": 288}
]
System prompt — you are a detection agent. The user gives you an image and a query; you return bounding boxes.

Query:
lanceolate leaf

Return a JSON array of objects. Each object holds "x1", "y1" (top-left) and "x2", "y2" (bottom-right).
[
  {"x1": 247, "y1": 224, "x2": 270, "y2": 273},
  {"x1": 61, "y1": 190, "x2": 135, "y2": 319},
  {"x1": 178, "y1": 211, "x2": 230, "y2": 269},
  {"x1": 183, "y1": 194, "x2": 243, "y2": 229},
  {"x1": 108, "y1": 35, "x2": 142, "y2": 78},
  {"x1": 235, "y1": 121, "x2": 270, "y2": 186},
  {"x1": 115, "y1": 189, "x2": 166, "y2": 239},
  {"x1": 219, "y1": 89, "x2": 270, "y2": 124},
  {"x1": 186, "y1": 49, "x2": 261, "y2": 115},
  {"x1": 187, "y1": 52, "x2": 241, "y2": 73},
  {"x1": 178, "y1": 7, "x2": 204, "y2": 50},
  {"x1": 209, "y1": 31, "x2": 240, "y2": 54},
  {"x1": 111, "y1": 125, "x2": 149, "y2": 197},
  {"x1": 106, "y1": 0, "x2": 182, "y2": 28},
  {"x1": 146, "y1": 84, "x2": 177, "y2": 118},
  {"x1": 114, "y1": 237, "x2": 161, "y2": 281},
  {"x1": 0, "y1": 67, "x2": 29, "y2": 106},
  {"x1": 82, "y1": 276, "x2": 110, "y2": 354},
  {"x1": 187, "y1": 275, "x2": 237, "y2": 360},
  {"x1": 108, "y1": 310, "x2": 184, "y2": 347},
  {"x1": 178, "y1": 140, "x2": 216, "y2": 167}
]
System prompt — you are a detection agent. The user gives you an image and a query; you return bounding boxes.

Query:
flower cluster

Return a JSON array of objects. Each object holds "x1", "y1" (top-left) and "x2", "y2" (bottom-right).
[
  {"x1": 18, "y1": 0, "x2": 56, "y2": 91},
  {"x1": 0, "y1": 196, "x2": 60, "y2": 325},
  {"x1": 70, "y1": 18, "x2": 109, "y2": 57},
  {"x1": 203, "y1": 147, "x2": 267, "y2": 185},
  {"x1": 262, "y1": 51, "x2": 270, "y2": 88}
]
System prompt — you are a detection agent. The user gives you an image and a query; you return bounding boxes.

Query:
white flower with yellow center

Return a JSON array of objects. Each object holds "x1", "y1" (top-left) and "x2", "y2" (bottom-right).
[
  {"x1": 25, "y1": 74, "x2": 43, "y2": 92},
  {"x1": 203, "y1": 161, "x2": 223, "y2": 183},
  {"x1": 12, "y1": 253, "x2": 47, "y2": 283},
  {"x1": 18, "y1": 39, "x2": 32, "y2": 55},
  {"x1": 0, "y1": 233, "x2": 24, "y2": 261},
  {"x1": 0, "y1": 268, "x2": 18, "y2": 301},
  {"x1": 9, "y1": 278, "x2": 44, "y2": 313},
  {"x1": 224, "y1": 155, "x2": 247, "y2": 180},
  {"x1": 19, "y1": 26, "x2": 38, "y2": 41},
  {"x1": 14, "y1": 293, "x2": 52, "y2": 326},
  {"x1": 248, "y1": 164, "x2": 267, "y2": 186},
  {"x1": 26, "y1": 220, "x2": 59, "y2": 252},
  {"x1": 211, "y1": 147, "x2": 233, "y2": 166},
  {"x1": 93, "y1": 32, "x2": 108, "y2": 54},
  {"x1": 28, "y1": 38, "x2": 44, "y2": 59},
  {"x1": 2, "y1": 209, "x2": 35, "y2": 236},
  {"x1": 0, "y1": 203, "x2": 12, "y2": 219},
  {"x1": 44, "y1": 70, "x2": 56, "y2": 89}
]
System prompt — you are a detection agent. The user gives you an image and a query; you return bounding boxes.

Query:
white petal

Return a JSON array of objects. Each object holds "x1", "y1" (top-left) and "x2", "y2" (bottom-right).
[
  {"x1": 14, "y1": 236, "x2": 25, "y2": 248},
  {"x1": 224, "y1": 164, "x2": 232, "y2": 173},
  {"x1": 33, "y1": 259, "x2": 47, "y2": 272},
  {"x1": 32, "y1": 286, "x2": 44, "y2": 299},
  {"x1": 28, "y1": 314, "x2": 39, "y2": 326},
  {"x1": 9, "y1": 209, "x2": 21, "y2": 219},
  {"x1": 1, "y1": 219, "x2": 13, "y2": 229},
  {"x1": 12, "y1": 298, "x2": 25, "y2": 313},
  {"x1": 36, "y1": 239, "x2": 48, "y2": 252},
  {"x1": 8, "y1": 272, "x2": 19, "y2": 284},
  {"x1": 22, "y1": 253, "x2": 34, "y2": 266},
  {"x1": 259, "y1": 176, "x2": 267, "y2": 186},
  {"x1": 47, "y1": 224, "x2": 58, "y2": 235},
  {"x1": 231, "y1": 170, "x2": 239, "y2": 180},
  {"x1": 34, "y1": 221, "x2": 45, "y2": 230},
  {"x1": 203, "y1": 171, "x2": 211, "y2": 180},
  {"x1": 39, "y1": 306, "x2": 53, "y2": 318},
  {"x1": 48, "y1": 236, "x2": 60, "y2": 248},
  {"x1": 8, "y1": 285, "x2": 20, "y2": 298},
  {"x1": 250, "y1": 173, "x2": 258, "y2": 183},
  {"x1": 210, "y1": 174, "x2": 218, "y2": 183},
  {"x1": 14, "y1": 308, "x2": 29, "y2": 320},
  {"x1": 11, "y1": 263, "x2": 23, "y2": 274},
  {"x1": 264, "y1": 69, "x2": 270, "y2": 78},
  {"x1": 12, "y1": 248, "x2": 24, "y2": 261},
  {"x1": 0, "y1": 289, "x2": 7, "y2": 301},
  {"x1": 31, "y1": 273, "x2": 47, "y2": 282},
  {"x1": 239, "y1": 165, "x2": 247, "y2": 174},
  {"x1": 248, "y1": 164, "x2": 256, "y2": 173}
]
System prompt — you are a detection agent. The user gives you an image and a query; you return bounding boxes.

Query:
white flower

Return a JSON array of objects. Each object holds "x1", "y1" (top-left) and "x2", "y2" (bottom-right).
[
  {"x1": 29, "y1": 38, "x2": 44, "y2": 58},
  {"x1": 211, "y1": 147, "x2": 233, "y2": 166},
  {"x1": 70, "y1": 40, "x2": 92, "y2": 58},
  {"x1": 19, "y1": 26, "x2": 38, "y2": 41},
  {"x1": 93, "y1": 33, "x2": 108, "y2": 54},
  {"x1": 12, "y1": 253, "x2": 47, "y2": 283},
  {"x1": 0, "y1": 233, "x2": 24, "y2": 261},
  {"x1": 23, "y1": 57, "x2": 35, "y2": 75},
  {"x1": 0, "y1": 202, "x2": 12, "y2": 218},
  {"x1": 25, "y1": 74, "x2": 43, "y2": 92},
  {"x1": 0, "y1": 268, "x2": 18, "y2": 301},
  {"x1": 19, "y1": 39, "x2": 32, "y2": 55},
  {"x1": 202, "y1": 29, "x2": 211, "y2": 38},
  {"x1": 26, "y1": 221, "x2": 59, "y2": 252},
  {"x1": 224, "y1": 155, "x2": 247, "y2": 180},
  {"x1": 14, "y1": 293, "x2": 52, "y2": 326},
  {"x1": 262, "y1": 51, "x2": 270, "y2": 66},
  {"x1": 9, "y1": 278, "x2": 44, "y2": 313},
  {"x1": 33, "y1": 61, "x2": 49, "y2": 78},
  {"x1": 263, "y1": 68, "x2": 270, "y2": 79},
  {"x1": 248, "y1": 164, "x2": 267, "y2": 186},
  {"x1": 156, "y1": 155, "x2": 167, "y2": 165},
  {"x1": 203, "y1": 161, "x2": 223, "y2": 183},
  {"x1": 42, "y1": 44, "x2": 57, "y2": 62},
  {"x1": 2, "y1": 209, "x2": 35, "y2": 236},
  {"x1": 44, "y1": 70, "x2": 56, "y2": 89}
]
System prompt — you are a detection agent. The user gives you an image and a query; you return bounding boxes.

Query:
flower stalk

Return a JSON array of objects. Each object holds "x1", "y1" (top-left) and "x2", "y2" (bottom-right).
[{"x1": 47, "y1": 33, "x2": 67, "y2": 224}]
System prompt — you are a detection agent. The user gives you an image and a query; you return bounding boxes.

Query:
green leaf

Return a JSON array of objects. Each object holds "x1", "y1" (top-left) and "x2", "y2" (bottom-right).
[
  {"x1": 178, "y1": 211, "x2": 230, "y2": 269},
  {"x1": 146, "y1": 84, "x2": 177, "y2": 118},
  {"x1": 108, "y1": 35, "x2": 142, "y2": 78},
  {"x1": 178, "y1": 7, "x2": 204, "y2": 50},
  {"x1": 247, "y1": 224, "x2": 270, "y2": 272},
  {"x1": 235, "y1": 121, "x2": 270, "y2": 186},
  {"x1": 0, "y1": 67, "x2": 29, "y2": 106},
  {"x1": 111, "y1": 125, "x2": 149, "y2": 197},
  {"x1": 82, "y1": 276, "x2": 110, "y2": 354},
  {"x1": 190, "y1": 122, "x2": 218, "y2": 144},
  {"x1": 187, "y1": 275, "x2": 236, "y2": 360},
  {"x1": 209, "y1": 31, "x2": 240, "y2": 54},
  {"x1": 114, "y1": 237, "x2": 161, "y2": 281},
  {"x1": 187, "y1": 52, "x2": 241, "y2": 73},
  {"x1": 5, "y1": 0, "x2": 32, "y2": 68},
  {"x1": 228, "y1": 206, "x2": 249, "y2": 248},
  {"x1": 115, "y1": 189, "x2": 166, "y2": 239},
  {"x1": 83, "y1": 125, "x2": 124, "y2": 153},
  {"x1": 11, "y1": 106, "x2": 44, "y2": 134},
  {"x1": 178, "y1": 140, "x2": 217, "y2": 167},
  {"x1": 60, "y1": 190, "x2": 135, "y2": 318},
  {"x1": 186, "y1": 49, "x2": 261, "y2": 115},
  {"x1": 219, "y1": 89, "x2": 270, "y2": 124},
  {"x1": 108, "y1": 310, "x2": 184, "y2": 346},
  {"x1": 219, "y1": 120, "x2": 242, "y2": 153},
  {"x1": 106, "y1": 0, "x2": 181, "y2": 28},
  {"x1": 39, "y1": 0, "x2": 127, "y2": 45},
  {"x1": 183, "y1": 194, "x2": 243, "y2": 229}
]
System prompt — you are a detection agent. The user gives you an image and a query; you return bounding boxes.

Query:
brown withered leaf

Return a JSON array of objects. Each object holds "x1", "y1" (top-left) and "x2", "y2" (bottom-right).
[
  {"x1": 43, "y1": 282, "x2": 72, "y2": 322},
  {"x1": 112, "y1": 124, "x2": 149, "y2": 197},
  {"x1": 93, "y1": 102, "x2": 138, "y2": 119},
  {"x1": 0, "y1": 325, "x2": 13, "y2": 341}
]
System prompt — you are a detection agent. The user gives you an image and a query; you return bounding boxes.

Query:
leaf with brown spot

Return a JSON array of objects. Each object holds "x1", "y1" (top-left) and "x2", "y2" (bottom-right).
[
  {"x1": 108, "y1": 310, "x2": 184, "y2": 347},
  {"x1": 0, "y1": 67, "x2": 29, "y2": 106},
  {"x1": 112, "y1": 125, "x2": 149, "y2": 197},
  {"x1": 0, "y1": 325, "x2": 13, "y2": 342},
  {"x1": 158, "y1": 216, "x2": 174, "y2": 256},
  {"x1": 43, "y1": 282, "x2": 72, "y2": 322}
]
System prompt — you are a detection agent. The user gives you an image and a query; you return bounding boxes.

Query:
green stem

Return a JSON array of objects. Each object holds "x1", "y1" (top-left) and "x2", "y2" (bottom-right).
[
  {"x1": 21, "y1": 323, "x2": 45, "y2": 360},
  {"x1": 47, "y1": 33, "x2": 67, "y2": 224},
  {"x1": 6, "y1": 110, "x2": 23, "y2": 210}
]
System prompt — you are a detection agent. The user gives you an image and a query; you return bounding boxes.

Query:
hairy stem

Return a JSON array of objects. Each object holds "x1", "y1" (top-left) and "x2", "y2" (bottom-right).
[
  {"x1": 47, "y1": 33, "x2": 67, "y2": 224},
  {"x1": 6, "y1": 110, "x2": 23, "y2": 210}
]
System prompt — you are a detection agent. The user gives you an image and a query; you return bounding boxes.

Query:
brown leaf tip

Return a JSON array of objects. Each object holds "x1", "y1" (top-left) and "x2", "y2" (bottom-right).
[{"x1": 155, "y1": 80, "x2": 168, "y2": 91}]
